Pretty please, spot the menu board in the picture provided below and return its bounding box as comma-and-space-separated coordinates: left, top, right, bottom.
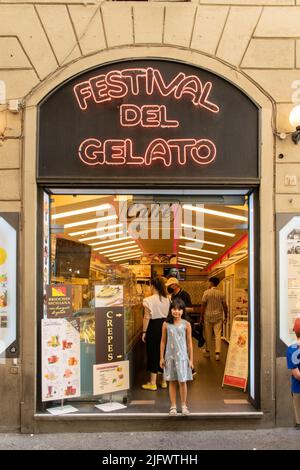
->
42, 318, 81, 401
0, 214, 18, 357
93, 360, 129, 395
222, 318, 248, 391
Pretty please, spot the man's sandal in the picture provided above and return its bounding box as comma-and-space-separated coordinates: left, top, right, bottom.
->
169, 406, 177, 416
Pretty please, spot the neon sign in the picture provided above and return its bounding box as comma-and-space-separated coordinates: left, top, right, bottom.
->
73, 67, 219, 169
73, 68, 219, 113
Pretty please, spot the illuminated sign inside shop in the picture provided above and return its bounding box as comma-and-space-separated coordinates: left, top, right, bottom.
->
38, 60, 259, 180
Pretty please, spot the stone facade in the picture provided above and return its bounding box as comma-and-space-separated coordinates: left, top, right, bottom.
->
0, 0, 299, 432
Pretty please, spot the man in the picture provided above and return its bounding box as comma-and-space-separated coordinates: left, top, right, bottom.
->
165, 277, 193, 317
286, 316, 300, 428
165, 277, 196, 376
200, 276, 228, 361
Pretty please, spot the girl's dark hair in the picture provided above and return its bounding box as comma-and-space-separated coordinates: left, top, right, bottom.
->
151, 276, 167, 301
166, 298, 186, 324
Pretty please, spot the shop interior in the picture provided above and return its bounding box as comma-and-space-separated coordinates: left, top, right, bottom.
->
41, 192, 253, 414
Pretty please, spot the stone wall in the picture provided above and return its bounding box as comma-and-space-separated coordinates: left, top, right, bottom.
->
0, 0, 299, 430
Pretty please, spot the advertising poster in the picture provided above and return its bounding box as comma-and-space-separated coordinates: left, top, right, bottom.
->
42, 318, 81, 402
279, 217, 300, 346
46, 284, 72, 318
223, 319, 248, 391
95, 284, 123, 308
93, 360, 129, 395
0, 214, 18, 357
94, 285, 125, 364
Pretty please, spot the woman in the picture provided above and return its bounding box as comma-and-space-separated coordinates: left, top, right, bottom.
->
141, 277, 170, 390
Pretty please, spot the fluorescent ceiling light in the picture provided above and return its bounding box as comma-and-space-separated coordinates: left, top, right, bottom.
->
178, 257, 207, 266
180, 236, 225, 248
52, 203, 112, 220
178, 259, 205, 269
69, 223, 123, 237
89, 236, 132, 246
96, 242, 137, 254
178, 251, 212, 261
64, 214, 117, 229
182, 223, 235, 238
178, 244, 218, 255
183, 204, 248, 222
109, 253, 142, 261
81, 231, 125, 242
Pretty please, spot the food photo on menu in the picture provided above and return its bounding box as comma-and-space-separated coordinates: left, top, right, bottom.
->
95, 285, 123, 307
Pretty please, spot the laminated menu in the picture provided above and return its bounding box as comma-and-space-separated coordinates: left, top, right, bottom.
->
42, 318, 81, 401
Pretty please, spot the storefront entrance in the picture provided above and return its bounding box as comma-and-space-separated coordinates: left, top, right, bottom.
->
38, 189, 258, 415
34, 57, 263, 421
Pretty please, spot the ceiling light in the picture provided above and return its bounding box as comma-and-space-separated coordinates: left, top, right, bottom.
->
178, 251, 212, 260
68, 223, 123, 237
109, 253, 142, 261
89, 236, 132, 246
178, 244, 218, 255
64, 214, 117, 229
183, 204, 248, 222
180, 236, 225, 247
52, 203, 112, 220
81, 231, 125, 242
96, 242, 137, 254
178, 257, 207, 266
182, 223, 235, 238
177, 260, 205, 270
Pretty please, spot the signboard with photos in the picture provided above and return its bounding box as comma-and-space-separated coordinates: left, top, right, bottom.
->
42, 318, 81, 402
0, 213, 18, 357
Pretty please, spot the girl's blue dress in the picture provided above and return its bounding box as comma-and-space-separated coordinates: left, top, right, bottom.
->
164, 320, 193, 382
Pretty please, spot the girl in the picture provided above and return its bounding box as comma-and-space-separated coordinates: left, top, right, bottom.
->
141, 277, 170, 390
160, 298, 194, 416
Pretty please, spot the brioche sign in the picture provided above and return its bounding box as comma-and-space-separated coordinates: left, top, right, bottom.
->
38, 60, 258, 181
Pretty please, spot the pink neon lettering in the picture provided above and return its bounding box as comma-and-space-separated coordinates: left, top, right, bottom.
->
106, 71, 128, 99
120, 104, 179, 128
121, 69, 147, 95
73, 81, 93, 110
78, 139, 104, 165
89, 74, 110, 104
104, 140, 126, 165
174, 75, 202, 106
150, 69, 185, 97
73, 68, 219, 113
144, 139, 172, 167
191, 140, 216, 165
78, 137, 216, 167
167, 139, 196, 165
198, 82, 219, 114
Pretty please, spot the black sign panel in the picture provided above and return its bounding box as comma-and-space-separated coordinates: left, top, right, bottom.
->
95, 307, 125, 364
38, 60, 258, 182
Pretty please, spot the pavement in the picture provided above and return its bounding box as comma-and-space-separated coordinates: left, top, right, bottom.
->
0, 427, 300, 450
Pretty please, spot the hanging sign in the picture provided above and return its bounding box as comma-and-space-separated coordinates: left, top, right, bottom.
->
94, 285, 125, 364
42, 318, 81, 401
222, 317, 248, 391
38, 60, 258, 182
0, 213, 18, 357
